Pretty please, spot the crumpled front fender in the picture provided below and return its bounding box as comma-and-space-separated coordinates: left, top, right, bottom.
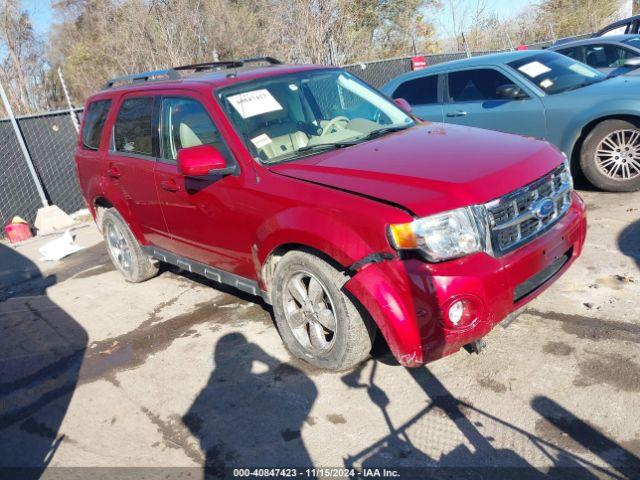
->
344, 261, 424, 366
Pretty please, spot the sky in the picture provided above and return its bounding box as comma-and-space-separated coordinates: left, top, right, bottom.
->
22, 0, 534, 39
432, 0, 534, 39
23, 0, 53, 35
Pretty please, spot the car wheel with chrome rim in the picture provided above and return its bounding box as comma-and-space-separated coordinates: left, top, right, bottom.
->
271, 251, 374, 370
581, 119, 640, 192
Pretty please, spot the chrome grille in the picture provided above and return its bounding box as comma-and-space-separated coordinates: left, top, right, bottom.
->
486, 163, 572, 255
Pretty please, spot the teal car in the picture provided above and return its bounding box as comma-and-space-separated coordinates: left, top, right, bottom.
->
382, 50, 640, 192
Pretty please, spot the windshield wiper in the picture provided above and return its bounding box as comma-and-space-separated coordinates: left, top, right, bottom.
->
296, 141, 358, 153
359, 125, 411, 141
264, 125, 412, 164
563, 78, 605, 92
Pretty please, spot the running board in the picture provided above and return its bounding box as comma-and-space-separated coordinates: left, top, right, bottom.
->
142, 246, 264, 299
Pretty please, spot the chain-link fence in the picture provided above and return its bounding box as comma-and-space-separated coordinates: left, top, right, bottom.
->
0, 108, 85, 228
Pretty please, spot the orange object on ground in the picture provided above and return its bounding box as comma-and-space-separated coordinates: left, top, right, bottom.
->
5, 221, 33, 244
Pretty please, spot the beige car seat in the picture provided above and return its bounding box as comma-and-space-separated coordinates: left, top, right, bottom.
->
243, 90, 309, 160
178, 112, 217, 149
257, 123, 309, 159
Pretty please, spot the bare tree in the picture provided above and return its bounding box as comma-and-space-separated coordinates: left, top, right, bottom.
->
0, 0, 56, 115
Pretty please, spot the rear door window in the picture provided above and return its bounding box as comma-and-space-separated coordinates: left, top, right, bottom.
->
391, 75, 439, 105
448, 68, 516, 102
160, 97, 232, 163
583, 44, 635, 68
113, 97, 155, 156
82, 99, 111, 150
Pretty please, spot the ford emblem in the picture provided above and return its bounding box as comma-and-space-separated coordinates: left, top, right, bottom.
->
530, 198, 555, 220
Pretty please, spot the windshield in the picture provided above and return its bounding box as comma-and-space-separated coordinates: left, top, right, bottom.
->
508, 51, 606, 94
217, 69, 414, 164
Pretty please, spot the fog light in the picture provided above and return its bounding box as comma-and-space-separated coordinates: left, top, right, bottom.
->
443, 296, 482, 329
449, 301, 464, 325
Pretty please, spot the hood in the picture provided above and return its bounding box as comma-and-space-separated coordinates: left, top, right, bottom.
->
268, 123, 563, 217
568, 74, 640, 97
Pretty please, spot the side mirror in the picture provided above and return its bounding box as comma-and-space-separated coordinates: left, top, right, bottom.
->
496, 84, 527, 100
393, 97, 412, 113
623, 57, 640, 68
177, 145, 236, 177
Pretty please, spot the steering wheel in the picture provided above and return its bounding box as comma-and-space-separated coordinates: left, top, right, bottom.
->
321, 116, 350, 137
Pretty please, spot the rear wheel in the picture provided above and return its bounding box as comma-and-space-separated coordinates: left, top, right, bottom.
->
580, 119, 640, 192
102, 209, 158, 283
271, 251, 373, 371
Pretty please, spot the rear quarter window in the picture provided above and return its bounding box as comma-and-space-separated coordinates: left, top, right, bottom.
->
81, 99, 112, 150
392, 75, 438, 105
113, 97, 155, 156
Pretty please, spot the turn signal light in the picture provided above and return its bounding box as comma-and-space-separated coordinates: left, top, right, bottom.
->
388, 222, 417, 249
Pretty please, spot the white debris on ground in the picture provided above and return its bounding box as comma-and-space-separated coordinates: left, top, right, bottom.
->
39, 230, 82, 261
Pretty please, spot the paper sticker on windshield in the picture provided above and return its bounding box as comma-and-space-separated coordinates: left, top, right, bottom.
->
227, 89, 283, 119
568, 62, 599, 77
540, 79, 554, 89
517, 61, 551, 78
250, 133, 272, 149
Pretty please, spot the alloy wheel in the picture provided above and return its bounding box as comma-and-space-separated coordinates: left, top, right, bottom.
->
106, 222, 133, 274
283, 270, 337, 353
594, 129, 640, 181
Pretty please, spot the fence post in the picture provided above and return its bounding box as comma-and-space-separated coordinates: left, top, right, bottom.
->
461, 33, 472, 58
58, 67, 80, 134
0, 79, 49, 208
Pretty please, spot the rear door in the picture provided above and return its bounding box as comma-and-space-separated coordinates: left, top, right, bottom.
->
76, 99, 112, 200
443, 67, 547, 138
389, 73, 443, 122
154, 93, 252, 275
106, 95, 171, 249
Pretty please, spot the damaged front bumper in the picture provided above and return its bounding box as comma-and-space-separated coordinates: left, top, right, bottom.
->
344, 193, 587, 367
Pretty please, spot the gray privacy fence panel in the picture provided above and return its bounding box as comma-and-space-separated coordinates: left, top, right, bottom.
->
344, 57, 412, 88
344, 50, 504, 89
17, 109, 85, 218
0, 108, 84, 228
0, 120, 44, 228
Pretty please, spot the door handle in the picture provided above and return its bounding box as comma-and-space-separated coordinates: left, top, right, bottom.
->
160, 179, 181, 192
446, 110, 468, 118
106, 166, 121, 179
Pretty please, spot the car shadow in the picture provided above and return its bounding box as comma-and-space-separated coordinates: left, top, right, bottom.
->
183, 332, 318, 478
0, 243, 88, 480
618, 218, 640, 270
342, 362, 637, 478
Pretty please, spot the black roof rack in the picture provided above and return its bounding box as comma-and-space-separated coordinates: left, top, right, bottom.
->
102, 69, 181, 89
103, 57, 282, 89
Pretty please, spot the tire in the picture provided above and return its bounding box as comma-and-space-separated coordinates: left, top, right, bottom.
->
102, 209, 159, 283
580, 119, 640, 192
271, 251, 374, 371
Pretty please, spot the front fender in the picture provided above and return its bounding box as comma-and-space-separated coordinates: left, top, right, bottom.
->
558, 101, 640, 156
344, 261, 424, 366
255, 206, 383, 273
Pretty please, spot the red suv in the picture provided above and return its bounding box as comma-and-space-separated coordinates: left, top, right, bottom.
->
76, 57, 587, 370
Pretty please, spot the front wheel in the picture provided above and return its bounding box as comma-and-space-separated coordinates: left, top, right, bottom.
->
271, 251, 374, 371
580, 119, 640, 192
